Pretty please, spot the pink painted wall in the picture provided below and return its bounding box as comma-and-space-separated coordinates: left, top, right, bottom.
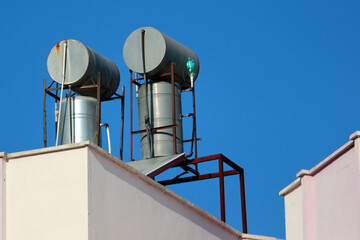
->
306, 140, 360, 239
282, 133, 360, 240
0, 152, 4, 240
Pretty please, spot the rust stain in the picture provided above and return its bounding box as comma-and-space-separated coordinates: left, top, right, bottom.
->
56, 43, 60, 55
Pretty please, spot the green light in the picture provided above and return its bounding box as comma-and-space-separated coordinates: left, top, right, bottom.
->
186, 58, 196, 78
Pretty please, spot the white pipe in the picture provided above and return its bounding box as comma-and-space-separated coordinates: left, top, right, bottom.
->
100, 123, 111, 154
55, 41, 68, 146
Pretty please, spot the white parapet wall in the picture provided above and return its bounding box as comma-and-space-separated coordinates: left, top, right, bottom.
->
280, 131, 360, 240
0, 142, 281, 240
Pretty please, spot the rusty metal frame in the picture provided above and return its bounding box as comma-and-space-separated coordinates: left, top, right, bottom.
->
42, 76, 126, 160
130, 65, 179, 160
129, 62, 199, 161
158, 154, 248, 233
127, 64, 246, 230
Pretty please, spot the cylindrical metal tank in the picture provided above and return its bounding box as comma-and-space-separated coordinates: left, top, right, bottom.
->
123, 27, 200, 89
137, 81, 183, 159
58, 96, 101, 146
47, 39, 120, 99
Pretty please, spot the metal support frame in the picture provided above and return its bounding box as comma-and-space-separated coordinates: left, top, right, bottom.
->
127, 66, 247, 231
129, 63, 199, 161
158, 154, 248, 233
130, 69, 180, 160
42, 76, 125, 160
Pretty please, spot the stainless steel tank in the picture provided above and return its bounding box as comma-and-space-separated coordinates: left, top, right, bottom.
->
123, 27, 200, 89
137, 81, 183, 159
47, 39, 120, 99
58, 96, 100, 145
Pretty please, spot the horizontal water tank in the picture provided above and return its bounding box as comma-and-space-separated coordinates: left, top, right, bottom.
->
58, 96, 101, 146
137, 81, 183, 159
123, 27, 200, 89
47, 39, 120, 99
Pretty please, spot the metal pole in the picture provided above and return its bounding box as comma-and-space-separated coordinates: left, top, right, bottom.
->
120, 86, 125, 160
68, 86, 73, 144
192, 85, 198, 158
219, 155, 226, 222
171, 62, 177, 154
96, 72, 102, 146
55, 82, 58, 137
130, 70, 134, 161
43, 79, 47, 148
55, 41, 68, 146
240, 170, 248, 233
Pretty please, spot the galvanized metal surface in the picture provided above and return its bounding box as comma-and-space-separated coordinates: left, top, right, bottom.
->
123, 27, 200, 89
126, 153, 185, 178
58, 96, 101, 146
47, 39, 120, 99
137, 81, 183, 159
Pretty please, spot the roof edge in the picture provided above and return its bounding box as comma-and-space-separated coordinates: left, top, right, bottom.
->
350, 131, 360, 141
242, 233, 283, 240
5, 142, 92, 160
279, 178, 301, 196
85, 143, 244, 238
296, 139, 354, 178
280, 131, 359, 197
7, 143, 244, 238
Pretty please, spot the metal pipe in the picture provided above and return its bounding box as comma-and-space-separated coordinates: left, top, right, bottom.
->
96, 72, 102, 146
43, 79, 47, 148
219, 155, 226, 222
100, 123, 111, 154
55, 41, 68, 146
181, 165, 199, 176
159, 170, 239, 185
185, 115, 196, 158
55, 82, 58, 137
141, 29, 153, 157
192, 86, 198, 158
130, 71, 134, 161
240, 170, 248, 233
171, 62, 177, 154
68, 86, 73, 144
120, 86, 125, 160
132, 124, 178, 135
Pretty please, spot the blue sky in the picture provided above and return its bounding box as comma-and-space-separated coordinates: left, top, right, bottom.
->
1, 1, 360, 238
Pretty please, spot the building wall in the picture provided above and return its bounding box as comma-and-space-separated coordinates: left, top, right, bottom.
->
4, 147, 89, 240
2, 143, 281, 240
87, 147, 242, 240
283, 184, 303, 240
280, 132, 360, 240
310, 141, 360, 239
1, 143, 248, 240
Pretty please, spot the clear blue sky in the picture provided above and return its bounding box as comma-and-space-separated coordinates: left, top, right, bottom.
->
1, 1, 360, 238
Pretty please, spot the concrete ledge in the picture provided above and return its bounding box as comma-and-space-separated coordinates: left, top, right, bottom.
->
5, 142, 93, 160
296, 140, 354, 178
279, 178, 301, 196
242, 233, 283, 240
280, 131, 359, 196
350, 131, 360, 140
0, 152, 6, 158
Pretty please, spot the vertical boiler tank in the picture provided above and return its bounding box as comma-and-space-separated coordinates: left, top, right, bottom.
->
123, 27, 200, 159
58, 96, 100, 145
137, 81, 183, 159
